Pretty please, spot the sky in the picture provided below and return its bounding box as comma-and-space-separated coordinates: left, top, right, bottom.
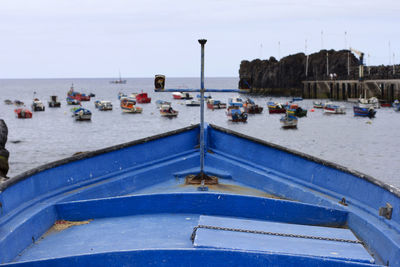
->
0, 0, 399, 78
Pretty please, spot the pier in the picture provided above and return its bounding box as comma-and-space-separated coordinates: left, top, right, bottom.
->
302, 79, 400, 101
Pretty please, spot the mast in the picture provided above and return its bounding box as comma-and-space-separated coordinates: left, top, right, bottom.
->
199, 39, 206, 175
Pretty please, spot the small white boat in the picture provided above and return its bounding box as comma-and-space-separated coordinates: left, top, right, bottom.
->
160, 104, 178, 117
358, 97, 380, 109
172, 92, 193, 100
74, 108, 92, 121
323, 103, 346, 114
98, 101, 113, 111
32, 98, 45, 111
280, 114, 298, 129
156, 100, 171, 108
185, 100, 200, 106
228, 97, 243, 107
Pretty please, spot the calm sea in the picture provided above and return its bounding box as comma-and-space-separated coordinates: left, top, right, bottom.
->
0, 77, 399, 189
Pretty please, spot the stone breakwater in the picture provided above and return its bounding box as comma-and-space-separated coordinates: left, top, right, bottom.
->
239, 49, 400, 95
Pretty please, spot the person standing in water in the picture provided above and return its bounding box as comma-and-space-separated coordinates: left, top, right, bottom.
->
0, 119, 9, 180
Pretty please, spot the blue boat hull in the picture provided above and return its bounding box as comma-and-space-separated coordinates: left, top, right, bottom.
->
0, 124, 399, 266
353, 106, 376, 118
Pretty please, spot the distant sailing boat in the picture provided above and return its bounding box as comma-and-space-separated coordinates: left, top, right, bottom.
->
110, 71, 127, 84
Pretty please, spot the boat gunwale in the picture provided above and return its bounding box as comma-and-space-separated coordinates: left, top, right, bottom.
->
0, 124, 199, 192
1, 123, 399, 199
209, 124, 400, 198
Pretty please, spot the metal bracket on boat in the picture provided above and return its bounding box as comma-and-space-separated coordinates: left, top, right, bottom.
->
379, 203, 393, 220
339, 197, 348, 206
185, 172, 218, 185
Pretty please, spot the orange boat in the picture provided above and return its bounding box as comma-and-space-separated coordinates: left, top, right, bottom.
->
120, 99, 142, 113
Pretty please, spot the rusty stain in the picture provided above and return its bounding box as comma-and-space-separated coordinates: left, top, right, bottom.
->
180, 182, 282, 199
53, 219, 93, 231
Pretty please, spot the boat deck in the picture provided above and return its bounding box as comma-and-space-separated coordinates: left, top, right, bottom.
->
9, 176, 374, 265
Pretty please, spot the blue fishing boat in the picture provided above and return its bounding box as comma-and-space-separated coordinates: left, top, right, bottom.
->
73, 107, 92, 121
353, 105, 376, 118
1, 39, 399, 267
280, 113, 298, 128
66, 97, 80, 105
0, 123, 399, 266
228, 97, 243, 107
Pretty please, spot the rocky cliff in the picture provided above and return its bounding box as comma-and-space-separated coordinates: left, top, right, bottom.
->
239, 49, 400, 95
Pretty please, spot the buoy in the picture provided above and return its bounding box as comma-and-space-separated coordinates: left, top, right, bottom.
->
310, 109, 315, 112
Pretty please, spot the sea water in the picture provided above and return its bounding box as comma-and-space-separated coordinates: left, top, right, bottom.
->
0, 77, 399, 189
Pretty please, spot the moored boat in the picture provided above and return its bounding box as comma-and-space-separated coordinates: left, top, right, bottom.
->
353, 105, 376, 118
285, 103, 307, 117
120, 99, 142, 113
98, 101, 113, 111
160, 104, 178, 117
13, 100, 24, 106
196, 94, 212, 101
67, 84, 91, 102
313, 101, 324, 109
172, 92, 193, 100
393, 99, 400, 112
323, 103, 346, 114
358, 97, 380, 109
228, 97, 243, 107
136, 92, 152, 104
292, 97, 303, 101
207, 99, 226, 110
118, 92, 128, 100
110, 72, 127, 84
14, 108, 32, 119
73, 108, 92, 121
66, 97, 80, 105
155, 100, 171, 108
185, 100, 201, 106
31, 98, 45, 111
280, 113, 298, 128
94, 100, 101, 108
267, 102, 286, 114
243, 98, 263, 114
48, 96, 61, 108
4, 99, 13, 105
226, 106, 247, 122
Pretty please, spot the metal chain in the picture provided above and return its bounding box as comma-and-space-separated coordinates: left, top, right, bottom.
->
191, 224, 363, 244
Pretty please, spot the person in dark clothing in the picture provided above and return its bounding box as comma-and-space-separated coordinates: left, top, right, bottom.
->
0, 119, 9, 179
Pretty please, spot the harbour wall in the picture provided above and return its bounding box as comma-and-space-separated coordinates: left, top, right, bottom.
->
239, 49, 400, 100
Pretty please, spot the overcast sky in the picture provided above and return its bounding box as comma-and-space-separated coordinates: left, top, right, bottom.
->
0, 0, 399, 78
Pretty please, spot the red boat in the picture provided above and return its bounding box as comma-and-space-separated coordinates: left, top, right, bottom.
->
136, 92, 151, 103
14, 108, 32, 119
67, 84, 91, 102
267, 102, 286, 114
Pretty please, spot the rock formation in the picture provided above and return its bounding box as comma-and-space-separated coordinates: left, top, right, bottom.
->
239, 49, 400, 95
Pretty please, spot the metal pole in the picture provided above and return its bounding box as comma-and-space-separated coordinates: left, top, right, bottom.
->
326, 52, 329, 76
198, 39, 206, 175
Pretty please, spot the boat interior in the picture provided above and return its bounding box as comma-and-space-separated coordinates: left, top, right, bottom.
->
0, 124, 399, 266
